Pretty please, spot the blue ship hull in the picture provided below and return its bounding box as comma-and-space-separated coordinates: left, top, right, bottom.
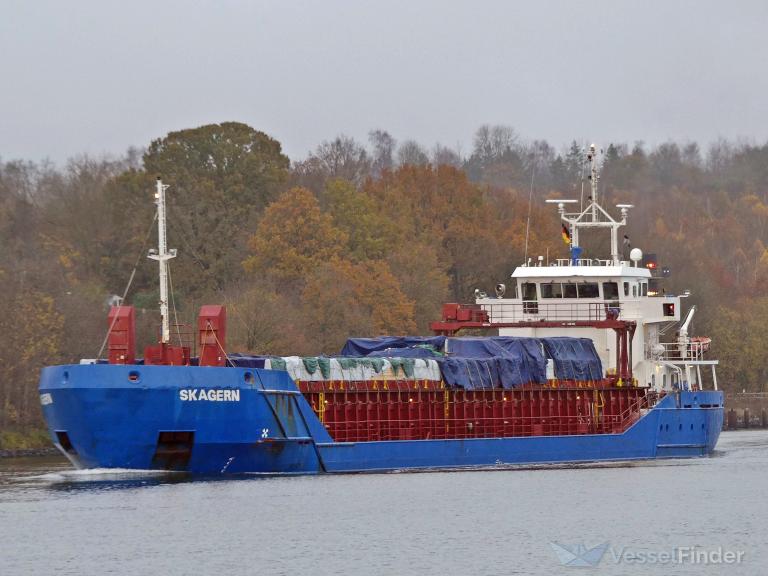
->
39, 364, 724, 474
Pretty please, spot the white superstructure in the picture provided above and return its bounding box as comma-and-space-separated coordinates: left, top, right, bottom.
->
477, 145, 717, 393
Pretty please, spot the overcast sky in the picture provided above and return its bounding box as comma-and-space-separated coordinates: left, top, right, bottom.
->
2, 0, 767, 164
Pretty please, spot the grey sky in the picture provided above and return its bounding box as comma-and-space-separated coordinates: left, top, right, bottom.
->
2, 0, 767, 164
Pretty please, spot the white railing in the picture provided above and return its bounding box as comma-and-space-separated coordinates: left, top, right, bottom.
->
480, 300, 622, 323
553, 258, 620, 267
647, 341, 709, 362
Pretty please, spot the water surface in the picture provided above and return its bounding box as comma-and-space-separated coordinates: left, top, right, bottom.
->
1, 430, 766, 575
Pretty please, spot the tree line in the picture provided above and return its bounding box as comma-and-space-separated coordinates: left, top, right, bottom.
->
2, 121, 768, 430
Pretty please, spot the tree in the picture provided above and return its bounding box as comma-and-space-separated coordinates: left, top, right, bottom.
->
0, 283, 63, 428
299, 261, 372, 353
369, 129, 396, 177
471, 124, 518, 164
290, 156, 328, 195
39, 156, 137, 289
0, 160, 43, 268
466, 125, 524, 185
397, 140, 429, 166
711, 299, 768, 392
140, 122, 290, 293
300, 259, 416, 353
225, 279, 311, 356
243, 187, 348, 285
565, 140, 585, 180
387, 243, 450, 331
308, 135, 370, 185
144, 122, 288, 207
323, 178, 397, 261
363, 165, 505, 299
353, 260, 416, 335
602, 141, 649, 192
650, 142, 684, 187
706, 138, 735, 187
432, 143, 462, 168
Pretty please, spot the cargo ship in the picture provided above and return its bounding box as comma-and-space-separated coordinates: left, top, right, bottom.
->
39, 145, 723, 474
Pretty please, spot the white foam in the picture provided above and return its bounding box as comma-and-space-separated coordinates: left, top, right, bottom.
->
26, 468, 182, 482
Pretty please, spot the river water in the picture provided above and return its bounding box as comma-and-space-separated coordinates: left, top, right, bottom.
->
1, 430, 766, 576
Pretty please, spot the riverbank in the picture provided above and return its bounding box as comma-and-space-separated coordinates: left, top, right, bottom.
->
0, 429, 56, 458
723, 392, 768, 430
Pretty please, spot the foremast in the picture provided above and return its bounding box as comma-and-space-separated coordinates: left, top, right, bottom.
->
147, 177, 177, 343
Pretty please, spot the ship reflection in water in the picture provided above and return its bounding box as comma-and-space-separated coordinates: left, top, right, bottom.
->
2, 429, 766, 575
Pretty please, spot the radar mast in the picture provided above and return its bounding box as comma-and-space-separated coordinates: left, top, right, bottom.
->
545, 144, 633, 265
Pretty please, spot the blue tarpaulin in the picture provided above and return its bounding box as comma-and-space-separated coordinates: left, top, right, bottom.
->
436, 358, 519, 389
339, 335, 602, 389
226, 353, 268, 369
367, 346, 441, 359
540, 337, 603, 381
439, 337, 548, 389
341, 336, 447, 357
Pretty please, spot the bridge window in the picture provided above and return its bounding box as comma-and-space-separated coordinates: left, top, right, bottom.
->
541, 283, 563, 298
603, 281, 619, 300
563, 283, 578, 298
641, 283, 648, 296
522, 283, 538, 300
577, 283, 599, 298
623, 282, 629, 296
632, 285, 637, 297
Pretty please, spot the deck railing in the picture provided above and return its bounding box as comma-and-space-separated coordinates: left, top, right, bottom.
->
647, 341, 709, 362
554, 258, 619, 267
479, 300, 622, 323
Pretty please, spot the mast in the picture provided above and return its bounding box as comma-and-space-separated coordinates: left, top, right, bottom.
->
147, 177, 177, 343
588, 143, 599, 221
545, 144, 632, 265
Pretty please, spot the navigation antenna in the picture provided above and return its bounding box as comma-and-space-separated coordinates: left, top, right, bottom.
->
523, 165, 535, 263
546, 144, 633, 265
147, 177, 177, 344
579, 141, 586, 212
